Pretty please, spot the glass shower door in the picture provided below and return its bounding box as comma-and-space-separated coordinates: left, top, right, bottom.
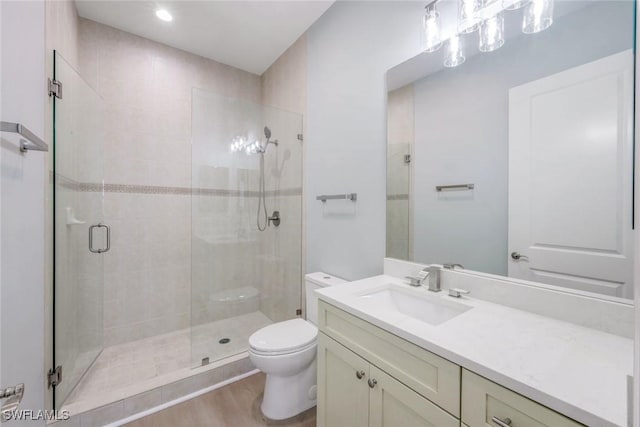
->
53, 52, 105, 408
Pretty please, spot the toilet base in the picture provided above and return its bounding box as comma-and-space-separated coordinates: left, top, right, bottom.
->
260, 358, 317, 420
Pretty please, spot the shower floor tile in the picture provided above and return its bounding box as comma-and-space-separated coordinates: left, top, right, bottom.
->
65, 311, 272, 410
191, 311, 272, 367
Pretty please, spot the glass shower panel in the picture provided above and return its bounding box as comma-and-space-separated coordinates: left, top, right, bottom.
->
386, 143, 412, 260
53, 52, 105, 408
190, 89, 303, 368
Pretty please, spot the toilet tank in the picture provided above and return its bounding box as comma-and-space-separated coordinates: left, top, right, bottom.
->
305, 272, 347, 325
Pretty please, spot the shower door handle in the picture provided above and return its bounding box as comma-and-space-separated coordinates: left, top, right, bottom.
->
89, 224, 111, 254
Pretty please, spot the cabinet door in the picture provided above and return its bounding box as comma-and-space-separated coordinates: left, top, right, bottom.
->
369, 366, 459, 427
317, 333, 370, 427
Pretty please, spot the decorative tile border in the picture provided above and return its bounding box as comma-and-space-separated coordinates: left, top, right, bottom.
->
387, 194, 409, 201
55, 174, 301, 197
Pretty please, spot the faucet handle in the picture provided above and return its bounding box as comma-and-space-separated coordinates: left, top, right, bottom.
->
405, 276, 422, 287
448, 288, 470, 298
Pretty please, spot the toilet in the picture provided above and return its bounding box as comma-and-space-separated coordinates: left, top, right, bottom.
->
248, 272, 347, 420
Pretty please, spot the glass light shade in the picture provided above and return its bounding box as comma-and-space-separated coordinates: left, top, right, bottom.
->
479, 13, 505, 52
458, 0, 481, 33
503, 0, 529, 10
444, 35, 465, 67
423, 5, 442, 52
523, 0, 554, 33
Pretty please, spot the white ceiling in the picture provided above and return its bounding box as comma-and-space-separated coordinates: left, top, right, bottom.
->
75, 0, 334, 75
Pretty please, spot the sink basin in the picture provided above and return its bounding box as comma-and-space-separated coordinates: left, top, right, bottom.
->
357, 285, 472, 326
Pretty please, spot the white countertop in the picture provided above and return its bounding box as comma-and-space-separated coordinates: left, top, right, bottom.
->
315, 275, 633, 427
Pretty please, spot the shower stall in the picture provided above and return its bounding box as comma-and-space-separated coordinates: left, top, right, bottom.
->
52, 51, 303, 412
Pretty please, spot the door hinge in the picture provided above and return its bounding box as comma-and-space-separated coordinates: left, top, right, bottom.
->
297, 134, 303, 142
48, 79, 62, 99
296, 308, 302, 316
47, 366, 62, 389
404, 154, 411, 164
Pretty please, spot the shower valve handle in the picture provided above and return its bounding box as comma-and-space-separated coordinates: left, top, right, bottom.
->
268, 211, 280, 227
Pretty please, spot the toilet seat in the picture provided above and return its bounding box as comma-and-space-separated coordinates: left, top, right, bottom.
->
249, 318, 317, 356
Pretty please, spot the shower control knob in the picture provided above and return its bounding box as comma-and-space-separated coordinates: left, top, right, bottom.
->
268, 211, 280, 227
356, 370, 365, 380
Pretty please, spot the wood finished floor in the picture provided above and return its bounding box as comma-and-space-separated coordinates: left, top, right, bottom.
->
125, 373, 316, 427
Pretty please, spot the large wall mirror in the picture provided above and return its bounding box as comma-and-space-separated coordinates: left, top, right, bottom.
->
386, 0, 635, 300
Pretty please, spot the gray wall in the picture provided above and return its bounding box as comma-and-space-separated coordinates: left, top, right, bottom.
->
1, 0, 47, 422
305, 1, 424, 280
411, 1, 634, 275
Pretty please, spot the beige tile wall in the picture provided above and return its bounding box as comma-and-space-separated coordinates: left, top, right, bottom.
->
189, 89, 265, 333
260, 35, 307, 319
78, 18, 263, 346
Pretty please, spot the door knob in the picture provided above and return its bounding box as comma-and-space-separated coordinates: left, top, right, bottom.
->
511, 251, 528, 261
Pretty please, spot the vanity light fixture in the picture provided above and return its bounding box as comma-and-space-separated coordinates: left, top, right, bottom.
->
479, 12, 505, 52
423, 2, 443, 52
522, 0, 554, 33
421, 0, 553, 68
444, 34, 466, 67
155, 9, 173, 22
503, 0, 529, 10
230, 135, 263, 155
458, 0, 481, 33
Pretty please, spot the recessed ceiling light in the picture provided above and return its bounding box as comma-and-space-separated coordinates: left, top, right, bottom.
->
155, 9, 173, 22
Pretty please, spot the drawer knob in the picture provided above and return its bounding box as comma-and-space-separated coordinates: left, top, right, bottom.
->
368, 379, 377, 389
356, 370, 365, 380
491, 416, 512, 427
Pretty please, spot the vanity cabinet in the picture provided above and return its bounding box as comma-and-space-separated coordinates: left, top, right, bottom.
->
318, 300, 460, 416
317, 333, 459, 427
317, 301, 586, 427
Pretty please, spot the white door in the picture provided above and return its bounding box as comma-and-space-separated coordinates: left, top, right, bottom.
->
508, 50, 634, 298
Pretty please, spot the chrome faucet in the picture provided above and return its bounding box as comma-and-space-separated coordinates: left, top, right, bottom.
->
426, 265, 441, 292
405, 265, 442, 292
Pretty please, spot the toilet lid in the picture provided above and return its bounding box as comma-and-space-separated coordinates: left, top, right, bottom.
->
249, 319, 317, 355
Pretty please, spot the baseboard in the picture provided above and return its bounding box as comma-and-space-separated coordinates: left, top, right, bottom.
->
105, 369, 261, 427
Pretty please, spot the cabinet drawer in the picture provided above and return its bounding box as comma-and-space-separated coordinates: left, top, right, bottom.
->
462, 370, 584, 427
319, 301, 461, 417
